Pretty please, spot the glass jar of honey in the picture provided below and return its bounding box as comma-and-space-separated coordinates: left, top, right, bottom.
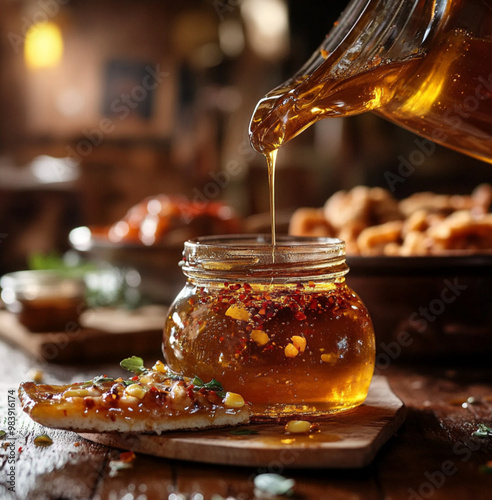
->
163, 235, 375, 416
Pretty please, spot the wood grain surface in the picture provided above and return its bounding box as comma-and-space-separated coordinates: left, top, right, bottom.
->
80, 376, 406, 469
2, 340, 492, 499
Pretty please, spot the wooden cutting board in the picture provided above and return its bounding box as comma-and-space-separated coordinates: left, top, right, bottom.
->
81, 375, 406, 468
0, 306, 166, 363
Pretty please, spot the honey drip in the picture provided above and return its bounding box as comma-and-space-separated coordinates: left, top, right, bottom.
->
266, 150, 277, 249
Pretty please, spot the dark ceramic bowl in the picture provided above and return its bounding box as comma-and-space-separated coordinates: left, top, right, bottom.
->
346, 253, 492, 361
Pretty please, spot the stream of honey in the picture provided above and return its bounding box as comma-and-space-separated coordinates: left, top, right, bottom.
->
265, 150, 277, 247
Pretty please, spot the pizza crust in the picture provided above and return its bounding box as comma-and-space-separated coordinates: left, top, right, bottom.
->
19, 366, 250, 434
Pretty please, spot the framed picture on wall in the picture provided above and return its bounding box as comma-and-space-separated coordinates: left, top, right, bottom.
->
102, 59, 155, 120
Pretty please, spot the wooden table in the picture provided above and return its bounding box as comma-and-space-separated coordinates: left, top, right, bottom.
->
1, 340, 492, 500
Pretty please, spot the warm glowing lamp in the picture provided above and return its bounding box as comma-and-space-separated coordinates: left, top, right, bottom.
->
24, 22, 63, 69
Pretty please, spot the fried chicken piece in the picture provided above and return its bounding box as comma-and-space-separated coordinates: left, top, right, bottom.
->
289, 208, 334, 237
324, 186, 402, 235
357, 221, 403, 256
426, 211, 492, 252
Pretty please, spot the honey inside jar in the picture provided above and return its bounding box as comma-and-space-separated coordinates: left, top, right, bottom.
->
163, 235, 375, 416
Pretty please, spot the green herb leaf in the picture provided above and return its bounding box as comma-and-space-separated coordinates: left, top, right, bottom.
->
28, 252, 96, 278
93, 376, 115, 385
108, 460, 133, 477
81, 376, 114, 388
473, 423, 492, 438
34, 434, 53, 447
0, 430, 6, 438
254, 473, 295, 497
120, 356, 146, 374
229, 428, 259, 435
192, 376, 225, 397
479, 462, 492, 474
204, 379, 225, 394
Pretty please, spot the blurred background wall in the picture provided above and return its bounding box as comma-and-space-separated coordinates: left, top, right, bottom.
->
0, 0, 490, 272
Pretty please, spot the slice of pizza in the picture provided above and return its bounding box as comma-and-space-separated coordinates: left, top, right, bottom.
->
19, 357, 250, 434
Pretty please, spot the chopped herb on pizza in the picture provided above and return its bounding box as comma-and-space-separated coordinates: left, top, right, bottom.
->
19, 357, 250, 433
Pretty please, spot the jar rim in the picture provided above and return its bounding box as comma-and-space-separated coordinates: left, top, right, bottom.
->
182, 234, 348, 282
185, 234, 345, 251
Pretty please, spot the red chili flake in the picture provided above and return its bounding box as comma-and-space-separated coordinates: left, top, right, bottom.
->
292, 295, 303, 304
295, 311, 307, 321
224, 282, 229, 287
229, 298, 237, 305
229, 284, 241, 291
131, 376, 139, 381
310, 299, 318, 310
219, 336, 224, 342
18, 447, 23, 452
259, 308, 266, 315
296, 282, 304, 289
199, 287, 205, 294
186, 385, 195, 400
119, 451, 136, 463
238, 293, 246, 301
266, 312, 273, 319
150, 386, 158, 392
308, 281, 316, 287
246, 325, 252, 332
74, 442, 81, 447
243, 283, 252, 292
188, 297, 196, 305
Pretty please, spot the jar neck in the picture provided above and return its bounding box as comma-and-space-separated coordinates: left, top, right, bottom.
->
296, 0, 448, 81
181, 235, 348, 285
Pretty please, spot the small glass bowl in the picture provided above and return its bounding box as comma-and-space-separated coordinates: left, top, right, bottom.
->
0, 270, 86, 332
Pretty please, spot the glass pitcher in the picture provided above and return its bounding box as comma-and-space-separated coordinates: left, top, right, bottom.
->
249, 0, 492, 163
